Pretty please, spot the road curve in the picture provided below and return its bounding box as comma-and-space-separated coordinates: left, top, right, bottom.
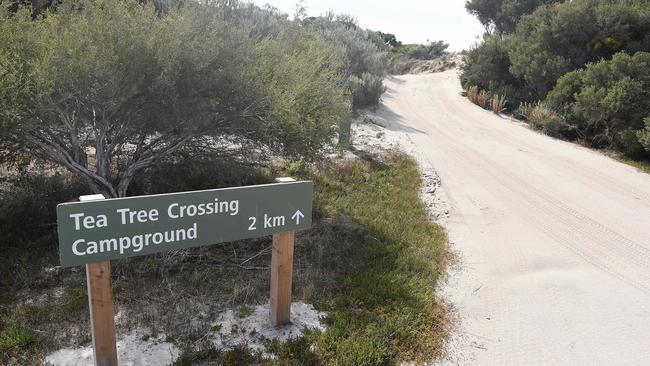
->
377, 70, 650, 365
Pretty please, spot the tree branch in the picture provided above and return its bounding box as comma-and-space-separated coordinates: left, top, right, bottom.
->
26, 132, 118, 197
116, 134, 194, 197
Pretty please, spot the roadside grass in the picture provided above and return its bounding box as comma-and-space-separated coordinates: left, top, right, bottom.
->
304, 153, 449, 364
0, 152, 449, 365
0, 321, 53, 365
613, 155, 650, 175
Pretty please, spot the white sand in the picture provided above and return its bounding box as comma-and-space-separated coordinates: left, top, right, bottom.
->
45, 302, 325, 365
211, 302, 326, 356
45, 332, 179, 366
362, 71, 650, 365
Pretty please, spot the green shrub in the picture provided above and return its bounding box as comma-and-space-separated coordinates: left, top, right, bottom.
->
0, 0, 351, 198
307, 14, 389, 78
638, 117, 650, 152
460, 36, 534, 109
0, 173, 87, 292
528, 105, 571, 137
466, 0, 563, 35
0, 173, 86, 231
348, 73, 387, 108
545, 52, 650, 156
463, 0, 650, 123
406, 40, 449, 60
306, 13, 389, 109
507, 0, 650, 96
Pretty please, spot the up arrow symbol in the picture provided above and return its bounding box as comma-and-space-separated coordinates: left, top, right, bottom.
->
292, 210, 304, 225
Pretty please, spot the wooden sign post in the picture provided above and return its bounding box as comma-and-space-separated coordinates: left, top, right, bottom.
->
270, 177, 297, 326
86, 260, 118, 366
58, 181, 313, 364
80, 195, 118, 366
270, 230, 294, 325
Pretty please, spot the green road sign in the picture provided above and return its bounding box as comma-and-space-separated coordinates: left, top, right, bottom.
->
56, 181, 313, 267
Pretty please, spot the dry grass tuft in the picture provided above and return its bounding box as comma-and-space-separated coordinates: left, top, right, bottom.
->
476, 90, 490, 109
491, 94, 507, 114
466, 85, 479, 104
517, 101, 539, 120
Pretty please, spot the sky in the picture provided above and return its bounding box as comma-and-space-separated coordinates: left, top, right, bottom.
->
249, 0, 484, 51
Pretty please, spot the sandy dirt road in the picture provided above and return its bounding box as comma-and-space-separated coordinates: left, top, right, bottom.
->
374, 70, 650, 365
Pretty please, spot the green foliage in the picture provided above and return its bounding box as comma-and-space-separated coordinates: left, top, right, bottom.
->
638, 117, 650, 152
0, 324, 35, 352
465, 0, 562, 34
407, 40, 449, 60
460, 36, 533, 108
348, 73, 387, 108
253, 26, 350, 157
463, 0, 650, 158
0, 0, 349, 197
306, 13, 389, 108
545, 52, 650, 155
507, 0, 650, 95
307, 13, 389, 77
236, 306, 253, 319
375, 31, 402, 48
0, 0, 240, 136
0, 172, 86, 292
527, 104, 571, 137
396, 43, 419, 54
464, 0, 650, 102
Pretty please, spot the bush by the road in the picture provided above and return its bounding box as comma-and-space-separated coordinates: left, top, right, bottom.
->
545, 52, 650, 156
460, 36, 532, 109
465, 0, 563, 35
406, 40, 449, 60
348, 73, 387, 108
507, 0, 650, 97
527, 104, 572, 138
0, 0, 349, 198
463, 0, 650, 104
306, 13, 390, 109
461, 0, 650, 158
639, 117, 650, 152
